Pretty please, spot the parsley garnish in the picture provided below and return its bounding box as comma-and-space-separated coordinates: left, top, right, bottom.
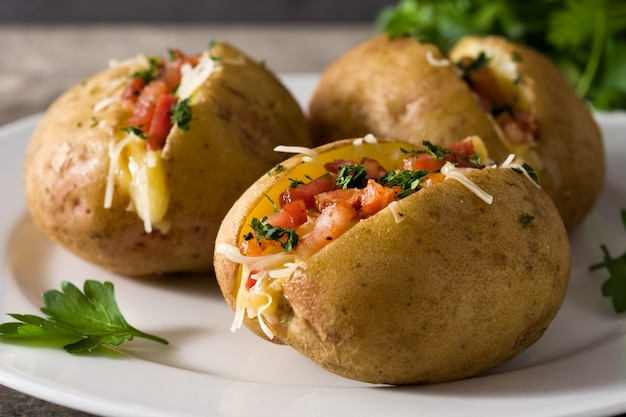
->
590, 209, 626, 313
456, 51, 491, 72
120, 126, 146, 138
130, 57, 160, 83
268, 164, 284, 176
0, 280, 168, 353
512, 162, 539, 182
208, 39, 222, 61
520, 213, 535, 228
288, 178, 305, 188
171, 98, 192, 131
336, 165, 368, 189
422, 140, 453, 159
379, 169, 429, 198
250, 217, 299, 253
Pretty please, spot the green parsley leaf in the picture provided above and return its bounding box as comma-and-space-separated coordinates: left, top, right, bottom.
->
0, 281, 168, 353
288, 178, 305, 188
590, 209, 626, 313
171, 98, 192, 131
120, 126, 146, 138
520, 213, 535, 228
336, 165, 368, 189
250, 217, 299, 253
422, 140, 454, 159
130, 57, 161, 84
268, 164, 284, 176
379, 169, 429, 198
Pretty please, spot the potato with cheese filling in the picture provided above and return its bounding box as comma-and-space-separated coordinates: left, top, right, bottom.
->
308, 34, 604, 231
24, 41, 312, 276
214, 135, 571, 384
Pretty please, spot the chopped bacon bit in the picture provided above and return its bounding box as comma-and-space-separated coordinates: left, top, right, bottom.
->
324, 159, 357, 174
129, 79, 168, 131
146, 94, 177, 150
280, 173, 336, 209
361, 157, 388, 180
359, 179, 397, 218
121, 77, 146, 112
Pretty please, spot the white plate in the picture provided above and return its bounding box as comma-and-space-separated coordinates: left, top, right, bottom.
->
1, 74, 626, 417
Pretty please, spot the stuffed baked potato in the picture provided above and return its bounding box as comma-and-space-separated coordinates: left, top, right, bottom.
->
308, 34, 604, 230
24, 41, 312, 276
214, 135, 571, 384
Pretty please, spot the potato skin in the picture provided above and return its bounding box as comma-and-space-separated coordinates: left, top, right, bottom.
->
449, 36, 605, 232
309, 34, 604, 230
214, 139, 571, 384
24, 42, 312, 276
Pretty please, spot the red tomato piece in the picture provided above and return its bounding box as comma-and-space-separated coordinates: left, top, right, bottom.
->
265, 199, 308, 229
280, 173, 336, 209
120, 77, 146, 113
147, 94, 177, 150
129, 79, 168, 131
315, 188, 362, 212
359, 179, 397, 218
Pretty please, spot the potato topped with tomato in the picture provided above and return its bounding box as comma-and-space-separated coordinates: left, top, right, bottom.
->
214, 135, 571, 384
24, 40, 312, 276
309, 34, 604, 231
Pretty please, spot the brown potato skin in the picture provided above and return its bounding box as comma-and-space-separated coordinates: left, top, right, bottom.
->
309, 34, 604, 230
449, 35, 605, 232
214, 139, 571, 384
23, 42, 312, 276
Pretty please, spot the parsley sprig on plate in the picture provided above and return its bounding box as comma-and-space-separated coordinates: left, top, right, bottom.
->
0, 280, 168, 353
590, 209, 626, 313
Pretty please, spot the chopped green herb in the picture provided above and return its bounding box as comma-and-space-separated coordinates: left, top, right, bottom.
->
76, 122, 82, 128
422, 140, 454, 159
379, 169, 429, 198
590, 209, 626, 313
121, 126, 146, 138
130, 57, 160, 83
208, 39, 222, 61
512, 162, 539, 182
262, 193, 279, 214
288, 178, 305, 188
171, 98, 192, 131
250, 217, 299, 253
511, 51, 523, 62
456, 51, 491, 72
268, 164, 284, 176
467, 153, 482, 167
0, 280, 168, 353
520, 213, 535, 227
336, 165, 368, 189
90, 116, 98, 127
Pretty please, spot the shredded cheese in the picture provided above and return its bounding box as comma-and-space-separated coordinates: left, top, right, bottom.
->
93, 96, 118, 113
425, 50, 451, 67
441, 161, 494, 204
499, 154, 541, 188
177, 51, 217, 100
273, 145, 319, 160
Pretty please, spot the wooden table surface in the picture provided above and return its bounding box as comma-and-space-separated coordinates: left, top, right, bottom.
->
0, 23, 370, 417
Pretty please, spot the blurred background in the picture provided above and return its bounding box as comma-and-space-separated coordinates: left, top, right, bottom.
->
0, 0, 397, 126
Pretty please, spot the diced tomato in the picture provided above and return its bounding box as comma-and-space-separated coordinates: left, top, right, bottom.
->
129, 79, 168, 130
120, 77, 146, 112
315, 188, 362, 211
419, 172, 445, 188
359, 179, 397, 218
240, 235, 279, 257
245, 272, 258, 290
280, 173, 336, 209
265, 199, 308, 229
146, 94, 177, 150
402, 153, 447, 173
298, 202, 358, 256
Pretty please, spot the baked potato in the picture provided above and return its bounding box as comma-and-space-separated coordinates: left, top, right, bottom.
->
214, 135, 571, 384
308, 34, 604, 230
23, 41, 312, 276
